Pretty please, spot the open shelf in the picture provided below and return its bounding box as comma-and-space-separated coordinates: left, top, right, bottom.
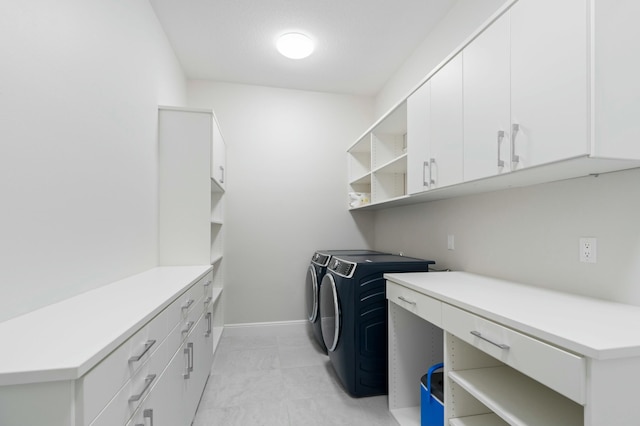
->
211, 177, 225, 193
449, 413, 509, 426
449, 367, 583, 426
389, 407, 420, 426
373, 153, 407, 174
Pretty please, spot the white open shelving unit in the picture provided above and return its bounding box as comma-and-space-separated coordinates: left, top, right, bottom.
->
347, 101, 408, 207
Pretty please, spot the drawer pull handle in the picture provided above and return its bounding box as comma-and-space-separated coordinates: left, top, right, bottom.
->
183, 342, 194, 379
497, 130, 505, 167
144, 408, 154, 426
204, 280, 212, 287
182, 298, 194, 310
511, 123, 520, 164
128, 374, 156, 402
422, 161, 430, 188
135, 408, 154, 426
182, 320, 194, 334
398, 296, 416, 306
205, 312, 212, 337
429, 158, 436, 186
128, 340, 156, 362
470, 331, 510, 350
204, 296, 213, 305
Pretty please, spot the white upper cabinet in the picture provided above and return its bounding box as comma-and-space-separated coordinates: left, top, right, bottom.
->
509, 0, 589, 169
406, 81, 430, 195
158, 106, 226, 266
429, 53, 464, 189
593, 0, 640, 160
407, 54, 463, 195
463, 13, 511, 182
348, 0, 640, 210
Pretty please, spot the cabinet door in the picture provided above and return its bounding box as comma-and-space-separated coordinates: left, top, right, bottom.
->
212, 118, 226, 188
183, 311, 213, 423
510, 0, 589, 169
429, 53, 464, 188
463, 13, 511, 181
406, 81, 431, 195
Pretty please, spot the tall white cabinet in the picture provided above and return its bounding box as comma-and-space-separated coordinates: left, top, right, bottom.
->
158, 106, 226, 336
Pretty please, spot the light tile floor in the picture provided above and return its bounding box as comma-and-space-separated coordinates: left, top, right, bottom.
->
192, 323, 400, 426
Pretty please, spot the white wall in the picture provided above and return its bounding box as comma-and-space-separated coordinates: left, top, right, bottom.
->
373, 0, 640, 306
0, 1, 186, 322
188, 81, 375, 324
375, 169, 640, 304
375, 0, 507, 116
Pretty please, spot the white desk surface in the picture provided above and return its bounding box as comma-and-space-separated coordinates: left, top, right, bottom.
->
385, 271, 640, 360
0, 265, 212, 386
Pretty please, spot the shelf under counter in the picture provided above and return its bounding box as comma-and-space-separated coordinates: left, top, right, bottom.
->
449, 413, 508, 426
449, 367, 582, 426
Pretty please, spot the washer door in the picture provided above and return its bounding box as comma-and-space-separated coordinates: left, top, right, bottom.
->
320, 274, 340, 352
305, 265, 318, 322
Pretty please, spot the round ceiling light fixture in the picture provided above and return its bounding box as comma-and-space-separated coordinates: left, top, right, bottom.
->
276, 32, 314, 59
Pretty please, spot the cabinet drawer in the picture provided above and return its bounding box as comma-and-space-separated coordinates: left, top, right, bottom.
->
442, 304, 586, 404
166, 275, 208, 332
90, 338, 169, 426
386, 281, 442, 327
79, 306, 169, 424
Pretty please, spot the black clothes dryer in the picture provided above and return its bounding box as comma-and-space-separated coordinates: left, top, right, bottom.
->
306, 250, 388, 353
319, 254, 435, 397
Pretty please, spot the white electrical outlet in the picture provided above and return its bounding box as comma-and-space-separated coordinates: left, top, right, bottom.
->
579, 238, 597, 263
447, 235, 455, 251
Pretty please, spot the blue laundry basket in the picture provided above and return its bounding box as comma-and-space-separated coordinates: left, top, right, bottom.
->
420, 363, 444, 426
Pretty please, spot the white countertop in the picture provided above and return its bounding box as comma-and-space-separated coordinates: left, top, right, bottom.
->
385, 271, 640, 360
0, 266, 212, 386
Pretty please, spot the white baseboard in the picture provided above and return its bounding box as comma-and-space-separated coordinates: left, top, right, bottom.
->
223, 319, 308, 337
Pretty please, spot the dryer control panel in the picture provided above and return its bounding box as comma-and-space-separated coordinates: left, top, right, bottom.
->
329, 258, 356, 278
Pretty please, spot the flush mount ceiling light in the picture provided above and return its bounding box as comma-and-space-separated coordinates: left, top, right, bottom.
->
276, 32, 314, 59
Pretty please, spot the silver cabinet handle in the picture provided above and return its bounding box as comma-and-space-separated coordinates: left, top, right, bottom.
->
129, 340, 156, 363
422, 161, 430, 188
128, 374, 156, 402
204, 296, 212, 305
205, 312, 212, 337
181, 298, 194, 311
144, 408, 154, 426
135, 408, 154, 426
220, 165, 225, 183
511, 123, 520, 164
182, 320, 194, 334
429, 158, 436, 186
204, 279, 212, 287
397, 296, 416, 306
183, 342, 194, 378
497, 130, 505, 167
470, 331, 510, 350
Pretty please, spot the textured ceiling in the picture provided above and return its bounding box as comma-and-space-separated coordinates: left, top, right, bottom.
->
149, 0, 457, 95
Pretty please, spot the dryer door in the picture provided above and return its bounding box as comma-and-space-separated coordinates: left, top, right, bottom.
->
305, 265, 318, 322
320, 274, 340, 352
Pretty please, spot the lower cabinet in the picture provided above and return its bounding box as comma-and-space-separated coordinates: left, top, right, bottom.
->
125, 302, 215, 426
386, 272, 640, 426
0, 267, 219, 426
